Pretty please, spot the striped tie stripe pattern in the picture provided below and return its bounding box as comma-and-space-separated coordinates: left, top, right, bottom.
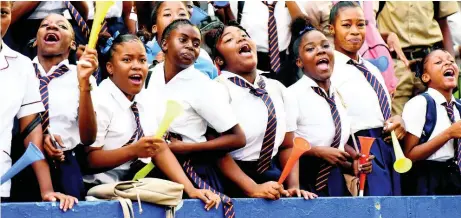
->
311, 87, 342, 191
442, 102, 461, 172
127, 102, 144, 144
348, 60, 391, 121
228, 76, 277, 174
33, 63, 69, 134
182, 159, 235, 218
263, 1, 281, 73
64, 1, 90, 39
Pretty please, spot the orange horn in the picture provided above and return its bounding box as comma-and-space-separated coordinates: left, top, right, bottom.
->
278, 137, 311, 184
358, 136, 375, 197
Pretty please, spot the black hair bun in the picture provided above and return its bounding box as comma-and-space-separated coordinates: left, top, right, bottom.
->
290, 16, 315, 38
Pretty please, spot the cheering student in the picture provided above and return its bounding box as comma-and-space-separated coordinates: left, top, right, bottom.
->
31, 13, 97, 200
0, 1, 77, 211
83, 33, 222, 210
329, 1, 404, 196
204, 21, 317, 200
402, 49, 461, 195
288, 17, 373, 196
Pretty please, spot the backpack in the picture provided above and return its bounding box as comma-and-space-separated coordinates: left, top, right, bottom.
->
419, 92, 461, 144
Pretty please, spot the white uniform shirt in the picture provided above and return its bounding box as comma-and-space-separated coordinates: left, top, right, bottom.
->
32, 58, 97, 151
83, 79, 153, 185
0, 44, 44, 197
288, 75, 350, 151
331, 51, 392, 133
29, 1, 68, 20
216, 71, 296, 161
230, 1, 307, 53
86, 1, 124, 20
142, 62, 238, 143
402, 88, 459, 162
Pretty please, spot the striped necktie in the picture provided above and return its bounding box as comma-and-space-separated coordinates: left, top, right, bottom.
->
127, 102, 145, 144
348, 60, 391, 121
442, 102, 461, 172
182, 159, 235, 218
262, 1, 281, 73
64, 1, 90, 39
311, 87, 342, 192
163, 132, 235, 218
228, 76, 277, 174
33, 63, 69, 134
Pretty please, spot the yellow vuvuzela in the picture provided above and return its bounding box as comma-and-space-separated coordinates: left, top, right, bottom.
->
391, 131, 412, 173
88, 1, 114, 49
133, 100, 183, 180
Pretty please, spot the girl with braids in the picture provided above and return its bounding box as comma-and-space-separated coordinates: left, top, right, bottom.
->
83, 33, 221, 211
287, 17, 373, 197
402, 49, 461, 195
204, 20, 317, 200
329, 1, 404, 196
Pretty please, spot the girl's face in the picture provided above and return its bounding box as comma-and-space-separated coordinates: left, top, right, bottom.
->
107, 40, 148, 100
296, 30, 334, 82
331, 6, 366, 57
162, 24, 201, 69
153, 2, 189, 41
0, 1, 11, 38
216, 26, 257, 74
422, 50, 459, 91
36, 14, 75, 57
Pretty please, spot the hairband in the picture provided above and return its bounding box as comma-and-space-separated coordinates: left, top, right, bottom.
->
299, 25, 315, 36
101, 31, 121, 54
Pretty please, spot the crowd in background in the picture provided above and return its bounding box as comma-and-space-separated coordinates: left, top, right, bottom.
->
1, 1, 461, 214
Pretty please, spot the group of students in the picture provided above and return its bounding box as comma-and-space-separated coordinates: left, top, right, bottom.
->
1, 0, 461, 214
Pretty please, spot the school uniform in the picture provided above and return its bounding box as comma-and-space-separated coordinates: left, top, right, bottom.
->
0, 44, 45, 199
288, 75, 351, 196
215, 70, 296, 196
229, 1, 306, 78
85, 1, 130, 35
32, 58, 97, 200
4, 1, 88, 58
402, 88, 461, 195
142, 62, 238, 193
331, 50, 401, 196
83, 79, 154, 186
377, 1, 459, 115
145, 38, 218, 79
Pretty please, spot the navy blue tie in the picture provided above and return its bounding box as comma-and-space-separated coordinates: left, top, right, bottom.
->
33, 63, 69, 133
228, 76, 277, 173
311, 87, 342, 191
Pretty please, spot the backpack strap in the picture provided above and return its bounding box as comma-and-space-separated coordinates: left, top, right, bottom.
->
419, 93, 437, 144
454, 99, 461, 118
237, 1, 245, 24
145, 60, 159, 89
376, 1, 386, 18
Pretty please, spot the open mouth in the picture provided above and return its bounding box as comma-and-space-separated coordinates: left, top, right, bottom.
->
44, 33, 60, 43
444, 69, 455, 78
128, 74, 143, 85
238, 43, 252, 56
316, 58, 330, 71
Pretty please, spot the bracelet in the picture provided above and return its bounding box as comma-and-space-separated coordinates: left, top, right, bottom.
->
79, 83, 93, 92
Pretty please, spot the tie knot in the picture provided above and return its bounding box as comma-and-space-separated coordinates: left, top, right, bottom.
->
264, 1, 277, 9
257, 78, 266, 89
443, 101, 454, 108
131, 102, 139, 112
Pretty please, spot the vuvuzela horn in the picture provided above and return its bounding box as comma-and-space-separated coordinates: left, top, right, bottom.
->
1, 142, 44, 185
133, 100, 183, 180
278, 137, 311, 184
391, 131, 412, 173
88, 1, 114, 49
358, 136, 374, 197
